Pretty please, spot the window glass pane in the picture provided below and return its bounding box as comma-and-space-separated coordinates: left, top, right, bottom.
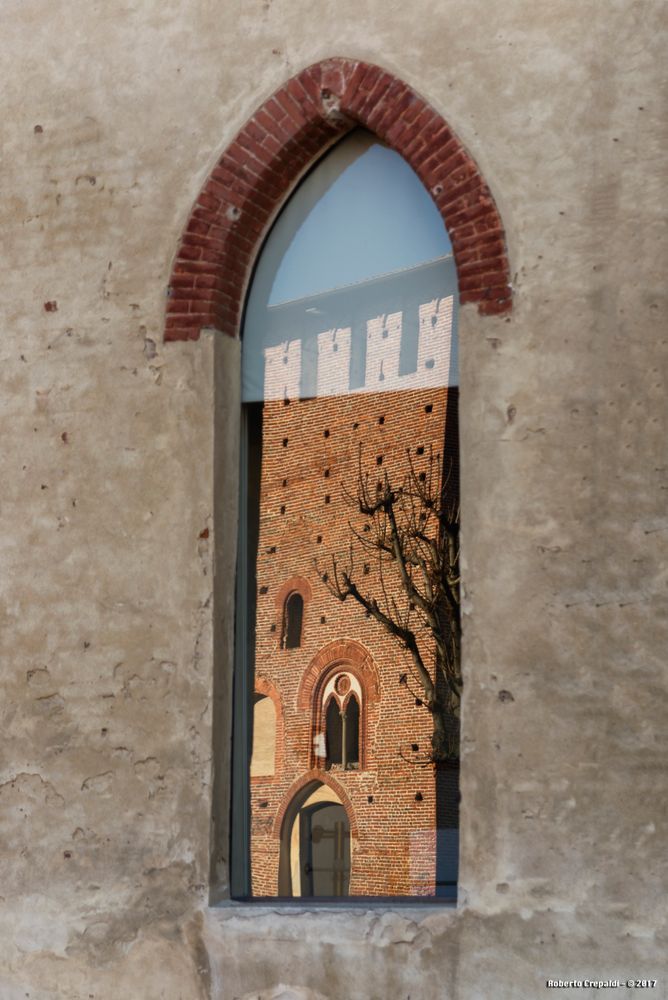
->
242, 129, 458, 403
238, 128, 460, 899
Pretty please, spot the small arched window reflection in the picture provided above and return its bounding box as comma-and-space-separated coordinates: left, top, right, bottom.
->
345, 695, 360, 766
325, 697, 342, 768
282, 592, 304, 649
325, 689, 360, 770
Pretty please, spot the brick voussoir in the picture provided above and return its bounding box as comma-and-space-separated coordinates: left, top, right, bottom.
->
165, 57, 511, 341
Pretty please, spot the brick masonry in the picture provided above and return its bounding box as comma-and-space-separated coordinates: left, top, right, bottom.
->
250, 386, 459, 897
164, 57, 512, 344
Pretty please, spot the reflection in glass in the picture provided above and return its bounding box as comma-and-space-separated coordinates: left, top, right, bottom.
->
325, 698, 343, 768
250, 694, 276, 778
344, 695, 360, 768
282, 592, 303, 649
237, 129, 460, 899
242, 129, 458, 403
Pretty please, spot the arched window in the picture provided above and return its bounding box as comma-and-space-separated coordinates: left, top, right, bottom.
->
238, 125, 459, 899
167, 59, 514, 904
320, 671, 363, 771
344, 694, 360, 767
281, 592, 303, 649
325, 697, 342, 767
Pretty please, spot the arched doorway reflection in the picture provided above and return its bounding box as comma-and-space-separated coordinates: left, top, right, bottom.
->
301, 802, 350, 897
279, 780, 352, 897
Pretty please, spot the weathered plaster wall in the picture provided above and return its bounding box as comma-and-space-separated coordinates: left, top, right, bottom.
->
1, 1, 666, 998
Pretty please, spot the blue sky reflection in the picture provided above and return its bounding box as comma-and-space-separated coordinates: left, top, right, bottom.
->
269, 134, 453, 305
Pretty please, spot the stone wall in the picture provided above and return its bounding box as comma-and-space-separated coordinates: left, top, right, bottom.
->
2, 1, 666, 998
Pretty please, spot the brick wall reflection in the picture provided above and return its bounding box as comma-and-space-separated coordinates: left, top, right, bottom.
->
250, 368, 459, 896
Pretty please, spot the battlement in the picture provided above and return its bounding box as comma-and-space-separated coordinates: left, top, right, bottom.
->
263, 294, 455, 400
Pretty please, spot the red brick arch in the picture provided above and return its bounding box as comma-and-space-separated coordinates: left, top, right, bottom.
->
164, 57, 511, 343
297, 638, 380, 712
272, 769, 359, 839
274, 574, 312, 610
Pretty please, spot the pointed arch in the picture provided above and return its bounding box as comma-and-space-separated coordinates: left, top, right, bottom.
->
297, 639, 380, 711
164, 57, 511, 344
344, 693, 360, 766
272, 770, 359, 840
325, 695, 343, 767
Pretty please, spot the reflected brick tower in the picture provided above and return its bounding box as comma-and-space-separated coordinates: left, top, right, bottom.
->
249, 265, 459, 897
